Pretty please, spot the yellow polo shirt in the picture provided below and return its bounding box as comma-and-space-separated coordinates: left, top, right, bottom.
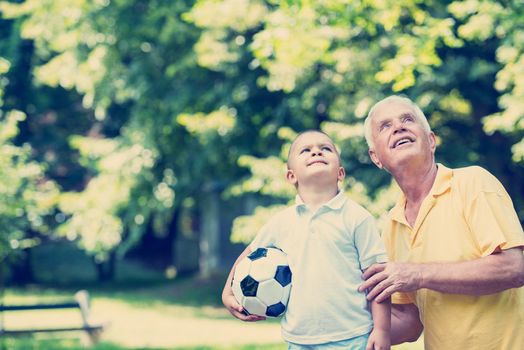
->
384, 164, 524, 350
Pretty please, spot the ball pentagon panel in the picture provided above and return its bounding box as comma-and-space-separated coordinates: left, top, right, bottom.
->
248, 247, 268, 261
240, 275, 258, 297
266, 302, 286, 317
275, 265, 292, 287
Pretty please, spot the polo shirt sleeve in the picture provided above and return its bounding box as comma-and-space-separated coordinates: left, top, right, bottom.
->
391, 292, 416, 305
463, 169, 524, 256
354, 215, 388, 270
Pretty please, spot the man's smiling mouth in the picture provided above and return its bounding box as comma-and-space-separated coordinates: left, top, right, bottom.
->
392, 137, 414, 148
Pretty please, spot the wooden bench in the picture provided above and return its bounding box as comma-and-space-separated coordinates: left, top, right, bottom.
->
0, 290, 107, 344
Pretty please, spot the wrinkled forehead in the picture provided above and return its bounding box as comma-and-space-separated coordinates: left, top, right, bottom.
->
371, 100, 417, 122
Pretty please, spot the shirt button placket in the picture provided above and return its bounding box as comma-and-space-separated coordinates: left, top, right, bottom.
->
309, 215, 316, 235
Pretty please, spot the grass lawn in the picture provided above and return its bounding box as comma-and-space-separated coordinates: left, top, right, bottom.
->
0, 276, 424, 350
0, 243, 424, 349
1, 274, 284, 349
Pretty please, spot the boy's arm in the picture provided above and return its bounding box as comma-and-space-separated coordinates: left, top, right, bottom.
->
367, 296, 391, 350
352, 217, 391, 348
222, 245, 266, 322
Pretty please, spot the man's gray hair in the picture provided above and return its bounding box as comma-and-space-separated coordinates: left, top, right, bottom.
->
364, 95, 431, 148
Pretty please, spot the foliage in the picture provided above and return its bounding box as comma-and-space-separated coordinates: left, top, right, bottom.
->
188, 0, 524, 231
0, 109, 58, 261
230, 204, 286, 244
1, 0, 290, 260
57, 135, 157, 261
0, 54, 58, 262
0, 0, 523, 261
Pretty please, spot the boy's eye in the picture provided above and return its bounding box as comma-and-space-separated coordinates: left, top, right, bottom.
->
321, 146, 333, 152
300, 148, 310, 154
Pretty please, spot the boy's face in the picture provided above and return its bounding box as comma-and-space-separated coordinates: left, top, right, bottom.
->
287, 131, 345, 188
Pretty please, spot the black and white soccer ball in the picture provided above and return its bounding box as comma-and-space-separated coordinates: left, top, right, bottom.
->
232, 247, 292, 317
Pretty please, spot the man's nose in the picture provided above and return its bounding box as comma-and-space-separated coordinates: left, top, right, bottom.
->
392, 120, 407, 134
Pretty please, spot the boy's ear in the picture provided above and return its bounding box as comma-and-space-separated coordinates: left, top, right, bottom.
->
286, 169, 298, 185
337, 166, 346, 182
368, 148, 383, 169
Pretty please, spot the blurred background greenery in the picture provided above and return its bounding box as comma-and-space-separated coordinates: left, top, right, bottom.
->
0, 0, 522, 348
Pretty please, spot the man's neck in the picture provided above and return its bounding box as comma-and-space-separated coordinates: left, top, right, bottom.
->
394, 161, 438, 204
297, 186, 339, 212
392, 161, 438, 227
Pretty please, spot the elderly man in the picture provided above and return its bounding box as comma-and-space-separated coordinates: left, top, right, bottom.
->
359, 95, 524, 350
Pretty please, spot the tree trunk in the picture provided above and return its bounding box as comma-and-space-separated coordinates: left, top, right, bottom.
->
9, 248, 34, 285
93, 250, 116, 282
167, 207, 180, 268
127, 208, 181, 270
199, 183, 221, 277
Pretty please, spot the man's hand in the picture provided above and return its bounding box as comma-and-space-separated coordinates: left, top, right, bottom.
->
222, 292, 266, 322
359, 262, 422, 302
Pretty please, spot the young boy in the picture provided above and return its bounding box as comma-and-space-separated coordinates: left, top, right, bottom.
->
222, 130, 390, 350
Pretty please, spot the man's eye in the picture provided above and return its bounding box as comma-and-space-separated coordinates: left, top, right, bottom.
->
379, 123, 390, 131
403, 116, 414, 123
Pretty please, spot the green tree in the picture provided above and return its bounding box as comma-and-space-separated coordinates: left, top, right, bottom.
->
0, 0, 290, 276
1, 0, 522, 271
0, 59, 58, 283
188, 0, 524, 241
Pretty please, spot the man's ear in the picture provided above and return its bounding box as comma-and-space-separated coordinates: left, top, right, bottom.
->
368, 149, 383, 169
429, 132, 437, 154
337, 166, 346, 182
286, 169, 298, 185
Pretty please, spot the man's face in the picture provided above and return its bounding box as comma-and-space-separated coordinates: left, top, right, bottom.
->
287, 132, 345, 187
368, 101, 435, 172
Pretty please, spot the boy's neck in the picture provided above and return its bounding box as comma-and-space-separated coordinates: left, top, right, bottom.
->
297, 186, 339, 212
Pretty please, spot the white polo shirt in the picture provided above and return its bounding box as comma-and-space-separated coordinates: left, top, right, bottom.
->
250, 191, 387, 345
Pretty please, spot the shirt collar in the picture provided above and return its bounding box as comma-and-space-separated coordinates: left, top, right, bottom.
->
295, 190, 346, 214
390, 163, 452, 223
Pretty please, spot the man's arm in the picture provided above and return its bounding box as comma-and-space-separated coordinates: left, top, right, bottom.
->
391, 303, 423, 345
222, 245, 266, 321
359, 247, 524, 302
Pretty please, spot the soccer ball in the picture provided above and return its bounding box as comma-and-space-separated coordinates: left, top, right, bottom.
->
232, 247, 292, 317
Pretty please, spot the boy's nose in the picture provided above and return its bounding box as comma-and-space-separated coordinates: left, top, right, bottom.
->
311, 148, 323, 156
